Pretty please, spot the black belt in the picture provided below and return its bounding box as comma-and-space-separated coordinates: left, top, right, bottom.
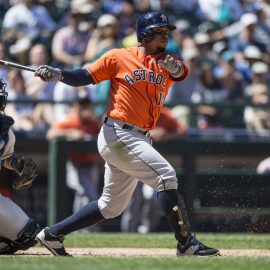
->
104, 117, 149, 136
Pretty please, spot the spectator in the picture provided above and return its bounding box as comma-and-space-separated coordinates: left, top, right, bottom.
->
0, 39, 9, 82
84, 14, 120, 62
191, 61, 228, 129
244, 2, 270, 53
51, 0, 95, 68
168, 19, 192, 55
22, 43, 54, 99
232, 12, 268, 53
53, 83, 78, 122
216, 50, 244, 102
164, 0, 204, 25
191, 61, 228, 104
234, 45, 265, 86
245, 61, 270, 97
46, 91, 102, 231
149, 106, 187, 141
244, 83, 270, 135
84, 14, 120, 121
53, 81, 97, 122
256, 156, 270, 175
2, 0, 57, 64
23, 43, 55, 129
260, 0, 270, 29
193, 32, 216, 64
5, 70, 35, 132
102, 0, 136, 40
197, 0, 243, 26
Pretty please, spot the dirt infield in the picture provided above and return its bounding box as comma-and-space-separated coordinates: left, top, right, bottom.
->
12, 247, 270, 257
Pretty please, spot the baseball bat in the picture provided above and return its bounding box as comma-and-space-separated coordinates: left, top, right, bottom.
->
0, 60, 36, 73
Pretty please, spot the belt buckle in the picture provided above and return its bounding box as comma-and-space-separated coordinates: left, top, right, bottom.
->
122, 123, 149, 136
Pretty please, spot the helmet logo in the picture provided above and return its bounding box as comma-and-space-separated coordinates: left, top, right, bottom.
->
160, 14, 167, 22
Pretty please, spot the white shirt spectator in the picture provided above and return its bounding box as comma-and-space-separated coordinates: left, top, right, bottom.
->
198, 0, 243, 23
2, 1, 57, 40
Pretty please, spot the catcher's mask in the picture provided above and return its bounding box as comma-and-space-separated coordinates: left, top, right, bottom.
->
0, 79, 8, 112
136, 12, 176, 42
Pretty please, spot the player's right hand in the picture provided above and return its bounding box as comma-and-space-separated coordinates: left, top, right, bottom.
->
35, 65, 62, 82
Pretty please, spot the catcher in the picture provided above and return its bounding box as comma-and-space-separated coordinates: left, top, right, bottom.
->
0, 78, 40, 255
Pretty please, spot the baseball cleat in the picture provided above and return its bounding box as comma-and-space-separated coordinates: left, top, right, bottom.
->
176, 234, 220, 256
36, 227, 71, 256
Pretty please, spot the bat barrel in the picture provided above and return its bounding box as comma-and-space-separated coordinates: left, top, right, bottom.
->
0, 60, 36, 72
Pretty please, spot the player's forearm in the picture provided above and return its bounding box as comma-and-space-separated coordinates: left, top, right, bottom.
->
61, 69, 94, 86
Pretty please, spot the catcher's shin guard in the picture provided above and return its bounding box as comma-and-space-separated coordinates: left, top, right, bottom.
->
14, 219, 41, 251
0, 237, 16, 255
0, 219, 40, 254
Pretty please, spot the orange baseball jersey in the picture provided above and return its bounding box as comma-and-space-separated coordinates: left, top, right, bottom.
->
86, 46, 188, 130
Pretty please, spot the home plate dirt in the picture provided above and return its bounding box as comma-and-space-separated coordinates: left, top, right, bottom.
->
13, 247, 270, 257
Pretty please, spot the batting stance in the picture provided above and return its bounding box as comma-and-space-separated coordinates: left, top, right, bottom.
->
35, 12, 219, 256
0, 79, 40, 255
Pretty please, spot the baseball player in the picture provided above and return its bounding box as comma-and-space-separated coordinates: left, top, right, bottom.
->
35, 12, 220, 256
0, 79, 40, 255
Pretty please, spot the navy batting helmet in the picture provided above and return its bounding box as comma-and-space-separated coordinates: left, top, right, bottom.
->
136, 12, 176, 42
0, 79, 8, 112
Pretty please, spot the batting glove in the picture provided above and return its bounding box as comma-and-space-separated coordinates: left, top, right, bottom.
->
158, 55, 183, 77
35, 65, 62, 82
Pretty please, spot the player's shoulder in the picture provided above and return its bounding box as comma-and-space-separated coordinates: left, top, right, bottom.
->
101, 47, 135, 62
107, 47, 133, 56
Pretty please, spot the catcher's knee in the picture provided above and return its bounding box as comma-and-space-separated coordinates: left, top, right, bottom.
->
0, 219, 41, 255
14, 219, 41, 251
0, 219, 40, 255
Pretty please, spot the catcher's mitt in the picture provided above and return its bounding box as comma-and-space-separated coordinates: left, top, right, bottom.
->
11, 154, 38, 190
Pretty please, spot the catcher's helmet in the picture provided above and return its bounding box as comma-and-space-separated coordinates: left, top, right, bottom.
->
0, 79, 8, 112
136, 12, 176, 42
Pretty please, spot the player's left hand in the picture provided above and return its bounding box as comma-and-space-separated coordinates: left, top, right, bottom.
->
12, 155, 38, 190
35, 65, 62, 82
158, 55, 182, 76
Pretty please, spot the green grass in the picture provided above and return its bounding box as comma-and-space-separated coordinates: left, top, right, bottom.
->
0, 233, 270, 270
65, 232, 270, 249
1, 257, 270, 270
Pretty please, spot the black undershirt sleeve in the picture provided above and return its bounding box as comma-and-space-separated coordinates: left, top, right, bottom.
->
60, 68, 95, 86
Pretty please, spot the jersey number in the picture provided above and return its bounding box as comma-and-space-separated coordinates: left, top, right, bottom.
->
157, 91, 165, 106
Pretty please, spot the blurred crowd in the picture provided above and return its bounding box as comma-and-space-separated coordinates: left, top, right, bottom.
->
1, 0, 270, 136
